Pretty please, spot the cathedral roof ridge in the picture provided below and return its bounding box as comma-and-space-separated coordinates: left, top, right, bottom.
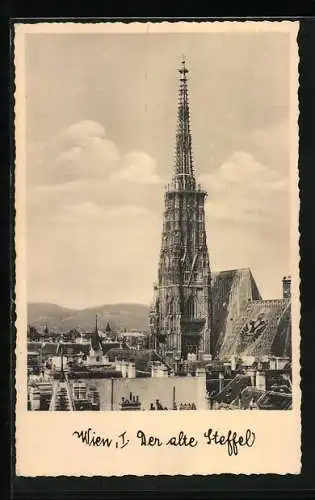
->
212, 267, 252, 275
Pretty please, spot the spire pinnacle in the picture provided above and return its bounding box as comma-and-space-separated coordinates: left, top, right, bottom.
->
179, 55, 189, 79
172, 57, 196, 191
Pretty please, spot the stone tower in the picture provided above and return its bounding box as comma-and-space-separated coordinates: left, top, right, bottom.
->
150, 59, 212, 361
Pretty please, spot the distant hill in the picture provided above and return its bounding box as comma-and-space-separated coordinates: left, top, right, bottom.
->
28, 302, 150, 332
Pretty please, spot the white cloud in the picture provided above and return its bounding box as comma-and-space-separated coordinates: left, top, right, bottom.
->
62, 120, 106, 143
219, 152, 266, 181
55, 137, 120, 166
201, 150, 290, 300
109, 151, 161, 185
26, 121, 164, 307
27, 120, 121, 186
26, 128, 290, 306
27, 121, 160, 192
26, 120, 163, 230
200, 150, 288, 224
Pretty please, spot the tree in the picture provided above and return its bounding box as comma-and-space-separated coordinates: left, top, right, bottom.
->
28, 325, 40, 342
68, 328, 80, 342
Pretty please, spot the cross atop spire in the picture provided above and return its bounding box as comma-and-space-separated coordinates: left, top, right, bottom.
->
179, 55, 189, 79
172, 57, 196, 191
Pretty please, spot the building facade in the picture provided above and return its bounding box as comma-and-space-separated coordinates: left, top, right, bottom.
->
149, 60, 212, 361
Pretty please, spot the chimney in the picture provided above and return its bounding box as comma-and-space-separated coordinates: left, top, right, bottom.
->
219, 372, 224, 393
282, 276, 291, 300
128, 362, 136, 378
230, 355, 237, 371
256, 371, 266, 392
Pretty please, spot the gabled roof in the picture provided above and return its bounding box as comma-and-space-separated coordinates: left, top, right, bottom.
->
211, 268, 262, 356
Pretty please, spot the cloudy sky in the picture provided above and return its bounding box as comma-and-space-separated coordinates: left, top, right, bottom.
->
25, 31, 292, 308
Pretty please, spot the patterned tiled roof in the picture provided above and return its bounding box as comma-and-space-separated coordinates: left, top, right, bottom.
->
220, 299, 291, 358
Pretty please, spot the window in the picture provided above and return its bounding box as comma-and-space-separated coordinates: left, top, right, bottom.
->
186, 296, 195, 318
168, 297, 174, 315
184, 271, 190, 282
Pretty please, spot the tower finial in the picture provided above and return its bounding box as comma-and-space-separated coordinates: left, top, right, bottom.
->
179, 55, 189, 79
95, 314, 98, 332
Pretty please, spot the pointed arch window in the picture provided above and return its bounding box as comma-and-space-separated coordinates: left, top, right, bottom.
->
167, 198, 173, 210
186, 296, 195, 318
168, 296, 174, 316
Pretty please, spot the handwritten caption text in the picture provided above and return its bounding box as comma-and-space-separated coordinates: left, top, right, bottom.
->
73, 427, 256, 456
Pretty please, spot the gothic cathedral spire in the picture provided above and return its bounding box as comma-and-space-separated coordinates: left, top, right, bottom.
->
173, 57, 196, 191
149, 59, 212, 363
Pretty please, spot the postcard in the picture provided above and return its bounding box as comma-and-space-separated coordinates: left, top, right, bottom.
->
14, 20, 300, 476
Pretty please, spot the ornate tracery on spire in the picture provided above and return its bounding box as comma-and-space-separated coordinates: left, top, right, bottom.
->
172, 56, 196, 191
